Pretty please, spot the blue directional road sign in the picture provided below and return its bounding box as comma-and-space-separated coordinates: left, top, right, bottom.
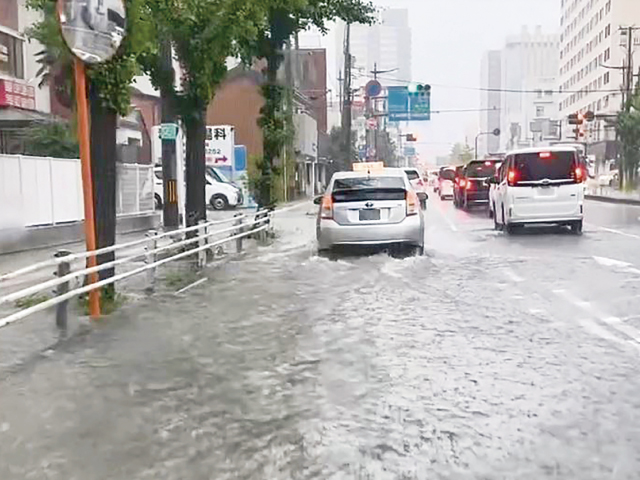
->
387, 86, 430, 121
387, 86, 410, 122
409, 91, 431, 121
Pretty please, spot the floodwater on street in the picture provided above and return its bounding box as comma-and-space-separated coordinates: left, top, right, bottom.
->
1, 198, 640, 479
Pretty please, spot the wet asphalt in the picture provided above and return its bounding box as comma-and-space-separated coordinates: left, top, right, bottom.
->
1, 197, 640, 479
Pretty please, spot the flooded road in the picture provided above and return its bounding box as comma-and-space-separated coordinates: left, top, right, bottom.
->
1, 199, 640, 479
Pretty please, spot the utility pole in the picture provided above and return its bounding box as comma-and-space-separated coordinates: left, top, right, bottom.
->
283, 39, 294, 202
619, 26, 640, 188
159, 38, 180, 230
342, 23, 352, 165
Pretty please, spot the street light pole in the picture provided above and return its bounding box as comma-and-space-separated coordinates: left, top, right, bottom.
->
475, 128, 501, 160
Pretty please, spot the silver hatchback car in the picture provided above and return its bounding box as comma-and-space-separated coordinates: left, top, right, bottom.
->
315, 170, 425, 255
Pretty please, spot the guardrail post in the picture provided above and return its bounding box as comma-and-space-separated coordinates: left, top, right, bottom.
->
234, 213, 244, 253
54, 250, 71, 331
145, 230, 158, 293
197, 220, 207, 269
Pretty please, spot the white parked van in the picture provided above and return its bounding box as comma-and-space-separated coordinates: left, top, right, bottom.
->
491, 147, 585, 234
154, 167, 242, 210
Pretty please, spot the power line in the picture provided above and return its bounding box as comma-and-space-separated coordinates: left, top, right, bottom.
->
352, 71, 623, 95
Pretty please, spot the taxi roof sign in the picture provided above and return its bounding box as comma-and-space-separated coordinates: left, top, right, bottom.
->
352, 162, 384, 173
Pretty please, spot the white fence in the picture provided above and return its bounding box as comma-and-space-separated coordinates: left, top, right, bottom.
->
0, 154, 154, 229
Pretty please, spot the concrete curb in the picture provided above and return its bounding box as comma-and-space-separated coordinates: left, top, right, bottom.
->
586, 194, 640, 206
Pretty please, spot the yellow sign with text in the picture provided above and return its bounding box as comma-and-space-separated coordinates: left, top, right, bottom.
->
352, 162, 384, 173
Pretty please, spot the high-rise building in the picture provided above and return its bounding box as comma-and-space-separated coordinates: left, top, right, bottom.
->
479, 50, 502, 156
500, 26, 559, 151
337, 9, 412, 89
558, 0, 640, 162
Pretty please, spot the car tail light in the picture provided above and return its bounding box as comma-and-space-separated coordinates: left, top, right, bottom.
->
507, 170, 518, 186
459, 179, 466, 188
539, 152, 552, 159
465, 179, 474, 190
320, 195, 333, 219
574, 166, 585, 183
406, 190, 419, 216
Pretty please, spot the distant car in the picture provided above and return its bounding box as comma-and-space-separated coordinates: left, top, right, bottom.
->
458, 159, 501, 210
452, 165, 465, 208
492, 147, 585, 234
315, 170, 425, 256
403, 167, 428, 209
437, 167, 456, 200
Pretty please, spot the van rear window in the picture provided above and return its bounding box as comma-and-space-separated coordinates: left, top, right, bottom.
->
440, 169, 455, 181
513, 152, 576, 181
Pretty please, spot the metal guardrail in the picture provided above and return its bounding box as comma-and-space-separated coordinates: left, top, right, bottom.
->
0, 210, 273, 331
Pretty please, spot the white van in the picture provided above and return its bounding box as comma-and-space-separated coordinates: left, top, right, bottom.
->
492, 147, 585, 234
154, 167, 242, 210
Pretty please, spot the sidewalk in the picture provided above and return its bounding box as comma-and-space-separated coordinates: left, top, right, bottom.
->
586, 184, 640, 206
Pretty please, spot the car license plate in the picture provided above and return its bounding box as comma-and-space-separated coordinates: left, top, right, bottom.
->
539, 187, 555, 196
359, 209, 380, 221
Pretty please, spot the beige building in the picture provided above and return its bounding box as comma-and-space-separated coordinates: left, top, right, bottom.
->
558, 0, 640, 161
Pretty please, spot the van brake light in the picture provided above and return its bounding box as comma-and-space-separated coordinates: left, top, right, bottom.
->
575, 166, 584, 182
507, 170, 518, 186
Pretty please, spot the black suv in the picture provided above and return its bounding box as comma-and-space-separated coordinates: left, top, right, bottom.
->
458, 159, 500, 210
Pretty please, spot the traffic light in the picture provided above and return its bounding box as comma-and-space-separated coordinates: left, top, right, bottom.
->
568, 112, 584, 126
568, 111, 594, 140
405, 133, 417, 142
408, 84, 431, 97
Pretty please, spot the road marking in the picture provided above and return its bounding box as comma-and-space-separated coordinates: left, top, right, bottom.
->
593, 256, 633, 269
592, 256, 640, 276
554, 289, 640, 346
175, 277, 207, 295
435, 204, 458, 232
587, 223, 640, 240
503, 268, 524, 283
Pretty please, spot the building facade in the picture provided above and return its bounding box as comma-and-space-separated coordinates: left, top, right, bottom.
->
0, 0, 52, 152
501, 26, 560, 151
558, 0, 640, 162
479, 50, 502, 156
338, 8, 412, 89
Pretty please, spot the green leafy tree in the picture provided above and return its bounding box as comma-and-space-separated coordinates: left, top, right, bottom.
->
616, 83, 640, 190
27, 0, 154, 300
140, 0, 267, 223
250, 0, 375, 206
449, 142, 473, 165
21, 121, 79, 159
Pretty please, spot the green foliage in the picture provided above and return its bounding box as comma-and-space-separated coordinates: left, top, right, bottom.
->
141, 0, 268, 120
449, 142, 474, 165
251, 0, 375, 206
21, 121, 79, 159
77, 288, 126, 316
15, 293, 49, 309
616, 88, 640, 189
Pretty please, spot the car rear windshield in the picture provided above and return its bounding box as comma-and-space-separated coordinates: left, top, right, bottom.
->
332, 176, 406, 202
466, 162, 498, 178
513, 152, 576, 181
404, 170, 420, 181
439, 169, 455, 181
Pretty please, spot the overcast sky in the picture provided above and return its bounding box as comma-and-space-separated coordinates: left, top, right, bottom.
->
301, 0, 560, 162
